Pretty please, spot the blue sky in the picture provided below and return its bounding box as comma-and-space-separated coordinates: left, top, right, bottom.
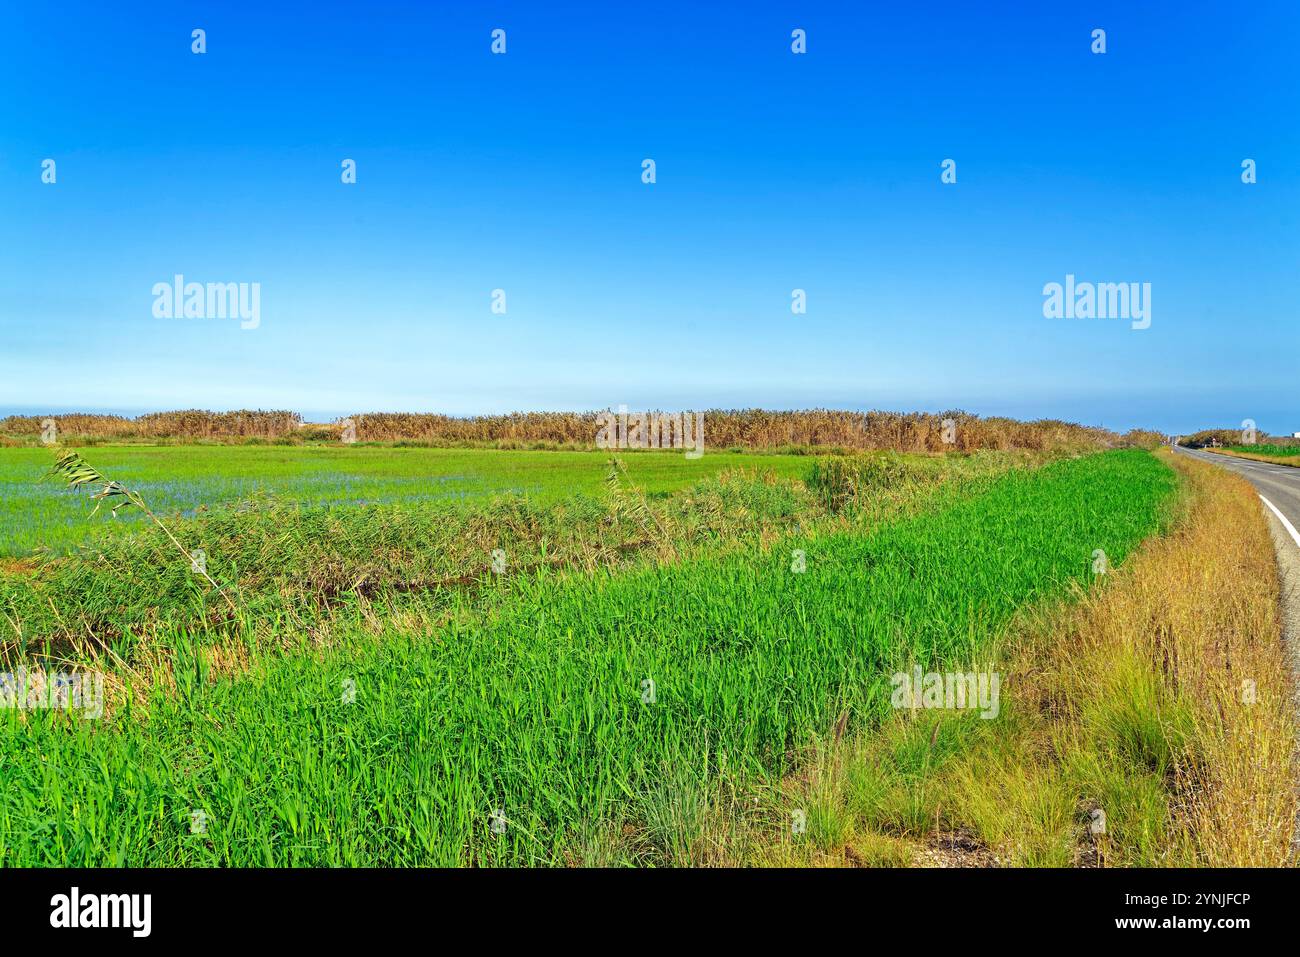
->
1, 1, 1296, 433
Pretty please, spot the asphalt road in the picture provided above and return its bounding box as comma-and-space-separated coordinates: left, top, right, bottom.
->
1172, 446, 1300, 545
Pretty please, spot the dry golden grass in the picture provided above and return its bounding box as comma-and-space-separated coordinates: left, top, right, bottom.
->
351, 409, 1144, 452
0, 407, 1172, 453
0, 408, 1162, 452
0, 413, 131, 436
1045, 450, 1294, 865
747, 448, 1295, 867
0, 410, 300, 440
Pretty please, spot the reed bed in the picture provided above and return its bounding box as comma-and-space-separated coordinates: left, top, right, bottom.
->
0, 410, 301, 441
2, 409, 1165, 452
352, 409, 1159, 453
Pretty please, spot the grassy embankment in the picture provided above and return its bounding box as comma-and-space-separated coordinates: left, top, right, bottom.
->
760, 449, 1295, 867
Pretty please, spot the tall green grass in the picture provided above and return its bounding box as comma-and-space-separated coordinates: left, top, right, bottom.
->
0, 450, 1176, 865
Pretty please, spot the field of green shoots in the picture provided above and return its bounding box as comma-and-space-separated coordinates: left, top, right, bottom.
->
0, 447, 1178, 865
0, 445, 815, 558
1227, 444, 1300, 458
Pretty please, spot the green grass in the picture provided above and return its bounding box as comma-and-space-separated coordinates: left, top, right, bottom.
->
1226, 444, 1300, 457
0, 449, 1177, 865
0, 445, 815, 558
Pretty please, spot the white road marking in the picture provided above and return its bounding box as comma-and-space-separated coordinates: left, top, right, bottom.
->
1260, 495, 1300, 551
1174, 447, 1300, 549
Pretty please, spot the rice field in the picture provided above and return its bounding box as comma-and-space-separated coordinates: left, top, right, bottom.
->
0, 445, 815, 558
0, 448, 1178, 865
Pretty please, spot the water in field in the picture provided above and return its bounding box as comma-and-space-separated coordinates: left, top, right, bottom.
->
0, 445, 813, 556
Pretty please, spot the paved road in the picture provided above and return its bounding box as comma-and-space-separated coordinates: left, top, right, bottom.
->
1172, 446, 1300, 547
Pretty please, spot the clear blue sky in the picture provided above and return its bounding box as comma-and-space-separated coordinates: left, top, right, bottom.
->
1, 1, 1296, 433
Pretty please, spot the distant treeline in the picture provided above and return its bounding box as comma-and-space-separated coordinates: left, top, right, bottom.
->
0, 410, 300, 440
352, 409, 1163, 452
1178, 429, 1300, 449
1, 408, 1167, 452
